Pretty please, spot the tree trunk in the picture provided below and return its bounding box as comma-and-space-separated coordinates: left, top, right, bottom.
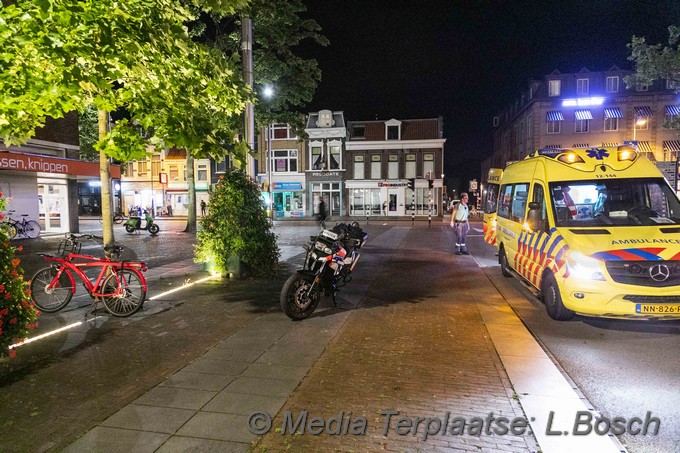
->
184, 153, 197, 233
98, 110, 115, 255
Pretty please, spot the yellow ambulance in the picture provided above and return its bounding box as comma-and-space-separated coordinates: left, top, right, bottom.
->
483, 168, 503, 246
494, 144, 680, 320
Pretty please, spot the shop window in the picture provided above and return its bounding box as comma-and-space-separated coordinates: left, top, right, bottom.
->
197, 164, 208, 181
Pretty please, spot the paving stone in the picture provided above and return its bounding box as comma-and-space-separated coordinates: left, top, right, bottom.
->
101, 404, 195, 433
223, 376, 299, 397
63, 427, 169, 453
156, 436, 249, 453
240, 363, 310, 381
158, 371, 234, 392
180, 358, 250, 376
202, 391, 287, 416
176, 412, 256, 443
133, 386, 217, 410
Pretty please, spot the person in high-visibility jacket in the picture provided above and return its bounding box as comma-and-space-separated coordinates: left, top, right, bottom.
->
449, 192, 470, 255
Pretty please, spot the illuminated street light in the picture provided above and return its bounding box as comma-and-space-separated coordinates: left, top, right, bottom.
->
633, 116, 647, 140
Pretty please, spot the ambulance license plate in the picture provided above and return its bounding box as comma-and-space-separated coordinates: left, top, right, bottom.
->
636, 304, 680, 314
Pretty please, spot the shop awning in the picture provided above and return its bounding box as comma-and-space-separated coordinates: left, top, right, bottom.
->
637, 141, 653, 153
546, 111, 564, 121
604, 108, 623, 118
572, 143, 590, 148
575, 110, 593, 120
601, 142, 619, 147
635, 106, 653, 117
665, 105, 680, 116
544, 144, 562, 149
0, 150, 121, 178
663, 140, 680, 152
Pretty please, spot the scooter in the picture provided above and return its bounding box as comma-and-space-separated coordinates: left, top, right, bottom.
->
124, 211, 160, 235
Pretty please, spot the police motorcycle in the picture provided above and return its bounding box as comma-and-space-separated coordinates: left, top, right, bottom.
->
124, 210, 160, 235
280, 221, 368, 320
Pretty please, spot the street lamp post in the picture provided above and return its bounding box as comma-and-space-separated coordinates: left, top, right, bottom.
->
263, 86, 274, 222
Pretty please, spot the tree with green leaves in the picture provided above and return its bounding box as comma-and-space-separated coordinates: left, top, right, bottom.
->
0, 0, 251, 250
627, 25, 680, 132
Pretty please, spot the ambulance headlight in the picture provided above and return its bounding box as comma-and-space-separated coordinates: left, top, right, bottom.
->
567, 251, 606, 281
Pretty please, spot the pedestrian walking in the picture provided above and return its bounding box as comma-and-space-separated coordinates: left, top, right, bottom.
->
449, 192, 470, 255
200, 199, 207, 217
166, 204, 173, 217
318, 197, 327, 229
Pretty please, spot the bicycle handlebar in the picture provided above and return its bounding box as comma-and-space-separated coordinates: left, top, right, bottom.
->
64, 233, 103, 241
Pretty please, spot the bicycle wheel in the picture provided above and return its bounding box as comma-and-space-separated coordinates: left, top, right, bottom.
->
24, 220, 41, 238
30, 267, 74, 312
101, 269, 146, 317
113, 214, 124, 224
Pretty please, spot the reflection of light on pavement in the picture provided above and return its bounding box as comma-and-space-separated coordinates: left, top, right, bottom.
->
147, 274, 220, 301
9, 317, 104, 350
10, 274, 220, 350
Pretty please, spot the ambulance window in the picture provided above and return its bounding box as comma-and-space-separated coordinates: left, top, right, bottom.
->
498, 185, 513, 220
532, 183, 549, 231
484, 184, 499, 214
511, 183, 529, 223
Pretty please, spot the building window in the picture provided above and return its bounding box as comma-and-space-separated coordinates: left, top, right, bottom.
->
576, 78, 589, 95
273, 149, 298, 173
493, 116, 499, 127
388, 154, 399, 179
405, 154, 416, 179
547, 120, 561, 134
636, 82, 649, 92
169, 165, 179, 181
606, 76, 619, 93
575, 119, 589, 133
604, 117, 618, 131
138, 157, 149, 174
271, 123, 297, 140
311, 146, 323, 170
387, 125, 399, 140
353, 155, 364, 179
370, 154, 381, 179
329, 145, 341, 170
423, 153, 434, 179
635, 118, 649, 131
548, 80, 561, 97
352, 125, 365, 138
126, 162, 135, 177
197, 163, 208, 181
151, 154, 161, 177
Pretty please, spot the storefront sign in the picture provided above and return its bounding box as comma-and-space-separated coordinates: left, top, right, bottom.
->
0, 151, 121, 178
378, 182, 408, 187
273, 182, 302, 191
311, 171, 340, 177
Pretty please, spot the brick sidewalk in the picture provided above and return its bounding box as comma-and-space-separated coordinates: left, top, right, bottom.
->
256, 226, 539, 452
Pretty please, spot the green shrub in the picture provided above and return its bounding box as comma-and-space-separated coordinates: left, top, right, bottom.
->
0, 193, 39, 358
195, 169, 279, 277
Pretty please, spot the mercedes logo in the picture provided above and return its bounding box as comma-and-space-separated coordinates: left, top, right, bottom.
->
649, 264, 671, 282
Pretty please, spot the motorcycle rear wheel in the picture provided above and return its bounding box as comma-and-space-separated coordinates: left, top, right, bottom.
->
280, 273, 320, 320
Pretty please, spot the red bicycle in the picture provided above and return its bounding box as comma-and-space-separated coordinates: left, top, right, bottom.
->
30, 233, 148, 317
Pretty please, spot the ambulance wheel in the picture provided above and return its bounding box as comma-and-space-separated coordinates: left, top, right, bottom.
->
499, 248, 512, 277
541, 273, 574, 321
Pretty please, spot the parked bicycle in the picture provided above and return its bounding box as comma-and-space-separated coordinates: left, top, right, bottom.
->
30, 233, 148, 317
1, 210, 40, 239
98, 212, 126, 224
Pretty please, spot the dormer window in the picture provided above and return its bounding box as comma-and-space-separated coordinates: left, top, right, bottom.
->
385, 119, 402, 140
576, 78, 589, 95
271, 123, 297, 140
352, 125, 365, 138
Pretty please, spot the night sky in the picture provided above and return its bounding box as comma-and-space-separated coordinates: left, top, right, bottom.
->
300, 1, 680, 191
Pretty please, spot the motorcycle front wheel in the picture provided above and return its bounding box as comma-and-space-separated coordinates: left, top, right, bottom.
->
149, 224, 160, 235
280, 273, 320, 320
125, 225, 135, 233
